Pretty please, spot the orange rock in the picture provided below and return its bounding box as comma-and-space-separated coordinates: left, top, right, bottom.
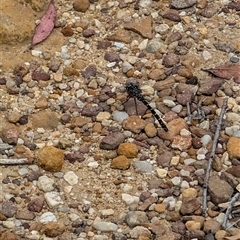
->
227, 137, 240, 159
111, 155, 131, 170
37, 146, 64, 172
117, 143, 138, 158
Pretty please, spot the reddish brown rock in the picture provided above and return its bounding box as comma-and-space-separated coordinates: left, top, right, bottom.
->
1, 125, 20, 145
208, 175, 234, 205
70, 116, 89, 128
100, 132, 125, 150
32, 70, 50, 81
122, 116, 147, 134
171, 135, 192, 151
180, 197, 201, 215
124, 15, 153, 39
61, 25, 74, 36
107, 28, 132, 43
162, 53, 180, 67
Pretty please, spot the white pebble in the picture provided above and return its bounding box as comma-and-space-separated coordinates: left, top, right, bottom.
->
39, 212, 57, 224
112, 111, 128, 123
2, 220, 15, 228
180, 128, 191, 136
139, 0, 152, 7
96, 112, 111, 121
141, 85, 154, 96
101, 209, 114, 216
44, 192, 63, 207
170, 156, 180, 166
88, 161, 99, 169
121, 183, 133, 192
37, 127, 45, 133
37, 176, 55, 192
163, 196, 176, 210
138, 39, 148, 50
155, 24, 169, 34
171, 176, 181, 186
93, 220, 118, 232
122, 193, 139, 206
18, 167, 29, 175
184, 158, 196, 165
225, 125, 240, 136
156, 168, 168, 178
64, 171, 79, 185
69, 213, 80, 221
180, 169, 190, 177
171, 105, 183, 113
31, 50, 42, 57
201, 134, 212, 146
122, 61, 133, 73
163, 99, 176, 107
202, 50, 212, 61
181, 180, 190, 189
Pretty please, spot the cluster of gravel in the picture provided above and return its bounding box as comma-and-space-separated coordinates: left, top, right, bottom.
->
1, 0, 240, 239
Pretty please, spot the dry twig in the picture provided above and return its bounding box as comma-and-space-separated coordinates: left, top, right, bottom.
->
0, 158, 29, 165
223, 192, 240, 229
202, 97, 228, 217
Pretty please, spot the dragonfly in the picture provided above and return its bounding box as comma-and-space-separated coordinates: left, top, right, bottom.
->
125, 82, 168, 132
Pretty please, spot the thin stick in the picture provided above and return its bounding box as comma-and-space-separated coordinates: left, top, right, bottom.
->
0, 158, 29, 165
0, 143, 13, 150
202, 97, 228, 217
223, 192, 240, 229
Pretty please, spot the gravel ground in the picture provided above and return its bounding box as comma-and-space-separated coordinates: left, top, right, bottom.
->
1, 0, 240, 239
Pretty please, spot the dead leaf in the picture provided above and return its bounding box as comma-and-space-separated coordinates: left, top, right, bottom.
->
224, 233, 240, 240
28, 0, 56, 50
203, 63, 240, 84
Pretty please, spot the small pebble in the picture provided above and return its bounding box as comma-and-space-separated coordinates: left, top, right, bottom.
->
37, 176, 55, 192
39, 212, 57, 224
63, 171, 79, 185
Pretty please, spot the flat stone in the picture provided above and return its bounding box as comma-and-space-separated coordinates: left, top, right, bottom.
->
70, 116, 89, 128
39, 212, 57, 224
37, 146, 64, 172
27, 197, 45, 213
31, 110, 59, 130
124, 15, 153, 39
63, 171, 79, 185
208, 175, 234, 205
37, 175, 55, 192
15, 210, 35, 220
100, 132, 125, 150
42, 222, 65, 237
93, 220, 118, 232
1, 200, 17, 218
122, 116, 147, 134
180, 197, 200, 215
125, 211, 148, 227
133, 161, 153, 173
107, 28, 132, 43
170, 0, 197, 9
